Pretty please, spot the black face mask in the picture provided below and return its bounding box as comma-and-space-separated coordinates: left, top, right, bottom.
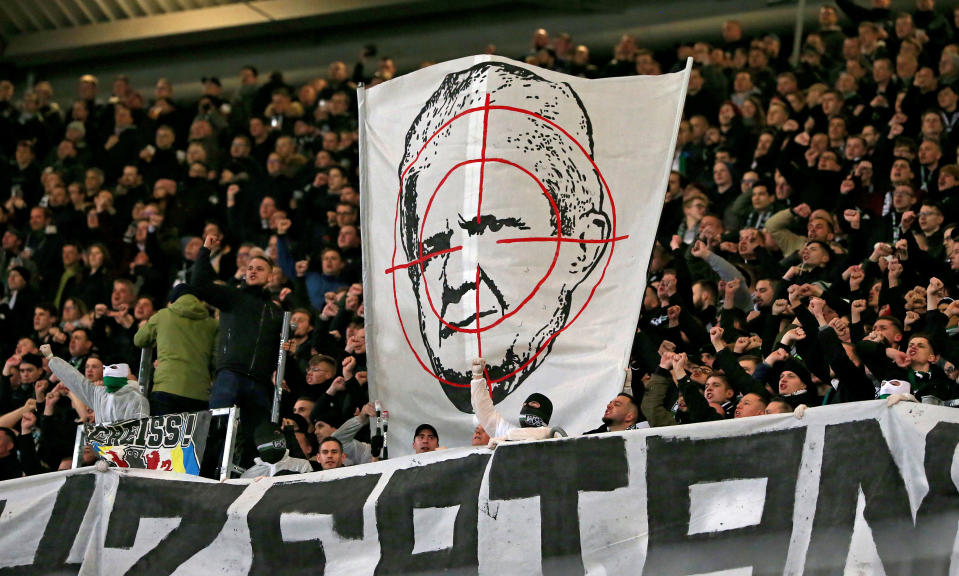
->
256, 434, 287, 464
519, 393, 553, 428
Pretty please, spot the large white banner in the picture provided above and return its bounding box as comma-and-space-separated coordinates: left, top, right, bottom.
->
359, 56, 689, 452
2, 401, 959, 574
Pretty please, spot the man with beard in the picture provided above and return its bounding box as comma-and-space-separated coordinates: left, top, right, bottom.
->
192, 234, 284, 465
585, 393, 642, 433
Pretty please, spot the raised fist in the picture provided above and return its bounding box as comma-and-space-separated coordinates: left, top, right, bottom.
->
472, 358, 486, 379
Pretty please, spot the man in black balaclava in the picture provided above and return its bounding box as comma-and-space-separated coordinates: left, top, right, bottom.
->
240, 422, 312, 478
518, 393, 553, 428
470, 358, 558, 446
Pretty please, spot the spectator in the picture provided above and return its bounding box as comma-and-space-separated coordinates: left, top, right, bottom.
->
42, 345, 148, 423
192, 233, 285, 464
133, 284, 218, 416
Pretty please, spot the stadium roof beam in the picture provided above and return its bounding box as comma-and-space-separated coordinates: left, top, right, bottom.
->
51, 0, 81, 27
0, 0, 510, 65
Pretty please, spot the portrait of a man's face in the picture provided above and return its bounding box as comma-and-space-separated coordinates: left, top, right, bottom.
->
395, 62, 611, 412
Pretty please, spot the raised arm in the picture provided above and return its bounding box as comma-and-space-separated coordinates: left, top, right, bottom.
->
470, 358, 513, 439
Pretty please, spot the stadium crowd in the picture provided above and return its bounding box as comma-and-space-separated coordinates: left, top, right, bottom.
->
1, 0, 959, 479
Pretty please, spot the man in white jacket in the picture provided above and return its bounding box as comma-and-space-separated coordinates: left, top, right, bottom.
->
41, 344, 149, 424
470, 358, 557, 446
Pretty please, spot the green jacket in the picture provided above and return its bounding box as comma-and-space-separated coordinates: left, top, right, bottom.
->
134, 294, 218, 401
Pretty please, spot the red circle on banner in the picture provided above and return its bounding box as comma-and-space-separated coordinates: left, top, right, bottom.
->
388, 99, 620, 387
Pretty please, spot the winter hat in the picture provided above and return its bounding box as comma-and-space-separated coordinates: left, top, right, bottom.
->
9, 266, 30, 284
103, 363, 131, 393
781, 358, 813, 390
879, 379, 911, 399
168, 283, 194, 304
19, 353, 42, 369
520, 393, 553, 428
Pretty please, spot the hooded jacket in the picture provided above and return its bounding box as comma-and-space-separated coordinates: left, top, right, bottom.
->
133, 293, 218, 401
48, 357, 149, 424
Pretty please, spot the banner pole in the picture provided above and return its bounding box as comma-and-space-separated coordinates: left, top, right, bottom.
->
272, 311, 293, 424
138, 347, 154, 397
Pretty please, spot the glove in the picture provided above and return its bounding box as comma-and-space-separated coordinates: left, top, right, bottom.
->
793, 404, 807, 419
370, 434, 384, 458
886, 393, 917, 407
472, 358, 486, 380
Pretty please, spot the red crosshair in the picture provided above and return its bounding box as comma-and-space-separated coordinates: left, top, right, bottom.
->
386, 92, 629, 391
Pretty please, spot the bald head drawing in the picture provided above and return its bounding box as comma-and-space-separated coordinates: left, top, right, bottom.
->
398, 61, 610, 412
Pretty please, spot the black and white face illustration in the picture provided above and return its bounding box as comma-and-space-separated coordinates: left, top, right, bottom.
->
392, 62, 614, 412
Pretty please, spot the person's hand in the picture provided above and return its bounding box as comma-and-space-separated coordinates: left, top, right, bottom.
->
709, 326, 725, 350
747, 309, 761, 323
946, 300, 959, 318
787, 284, 804, 308
784, 265, 802, 281
472, 357, 486, 379
227, 184, 240, 204
48, 326, 67, 344
94, 304, 108, 319
733, 336, 751, 354
783, 119, 800, 133
927, 277, 944, 299
719, 241, 738, 254
887, 258, 903, 283
278, 287, 293, 303
342, 355, 357, 380
20, 410, 36, 435
887, 393, 917, 407
658, 351, 674, 370
295, 259, 309, 278
798, 283, 823, 298
765, 348, 789, 365
793, 130, 810, 146
829, 317, 851, 342
657, 340, 676, 358
39, 344, 53, 359
870, 242, 893, 262
671, 352, 687, 375
666, 305, 681, 328
887, 348, 911, 368
670, 235, 682, 251
793, 404, 807, 420
276, 218, 292, 235
804, 147, 819, 166
900, 210, 916, 232
320, 301, 339, 321
772, 299, 793, 316
840, 179, 857, 196
843, 208, 860, 229
888, 122, 904, 138
782, 326, 806, 345
850, 299, 867, 320
327, 376, 347, 395
203, 233, 221, 252
361, 402, 377, 419
22, 398, 36, 412
724, 278, 740, 298
848, 265, 865, 291
280, 339, 295, 353
808, 297, 826, 319
904, 310, 920, 329
690, 240, 710, 259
